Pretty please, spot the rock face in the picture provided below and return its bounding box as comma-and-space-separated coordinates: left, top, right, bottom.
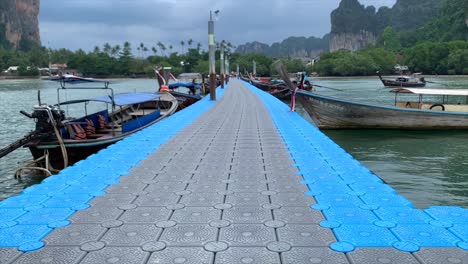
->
0, 0, 40, 49
330, 31, 377, 52
330, 0, 447, 51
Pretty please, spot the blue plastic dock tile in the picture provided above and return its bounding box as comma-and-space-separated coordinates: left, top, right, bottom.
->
41, 194, 92, 209
360, 193, 412, 208
0, 225, 51, 247
15, 208, 75, 225
333, 224, 398, 247
425, 206, 468, 224
392, 224, 460, 247
0, 208, 26, 222
323, 207, 379, 225
21, 183, 69, 195
450, 224, 468, 242
374, 207, 434, 224
0, 195, 50, 208
60, 183, 109, 196
314, 194, 365, 207
349, 182, 396, 195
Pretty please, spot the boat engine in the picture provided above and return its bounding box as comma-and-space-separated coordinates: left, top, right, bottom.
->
21, 105, 66, 133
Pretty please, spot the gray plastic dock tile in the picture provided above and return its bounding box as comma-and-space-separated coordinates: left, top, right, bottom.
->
105, 183, 148, 194
225, 193, 270, 207
145, 182, 187, 193
43, 224, 106, 246
222, 206, 273, 223
89, 194, 136, 207
170, 207, 221, 223
118, 207, 172, 223
13, 247, 85, 264
179, 193, 224, 207
271, 193, 316, 207
348, 248, 420, 264
0, 248, 21, 264
100, 224, 162, 246
415, 247, 468, 264
219, 224, 276, 246
80, 247, 149, 264
159, 224, 217, 246
133, 193, 180, 207
277, 224, 336, 246
68, 207, 123, 224
215, 247, 281, 264
282, 247, 350, 264
148, 247, 213, 264
273, 207, 325, 223
187, 183, 227, 193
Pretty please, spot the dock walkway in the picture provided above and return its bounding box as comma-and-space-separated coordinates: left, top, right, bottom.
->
0, 79, 467, 263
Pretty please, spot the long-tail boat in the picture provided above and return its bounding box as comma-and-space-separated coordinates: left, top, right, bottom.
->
377, 71, 426, 87
296, 88, 468, 129
0, 76, 178, 172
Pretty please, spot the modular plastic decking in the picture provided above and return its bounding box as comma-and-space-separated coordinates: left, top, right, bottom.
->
0, 79, 467, 263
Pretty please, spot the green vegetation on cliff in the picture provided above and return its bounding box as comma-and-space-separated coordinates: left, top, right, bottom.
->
315, 0, 468, 76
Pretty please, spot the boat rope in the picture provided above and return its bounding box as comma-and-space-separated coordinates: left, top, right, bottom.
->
44, 107, 69, 168
14, 154, 54, 179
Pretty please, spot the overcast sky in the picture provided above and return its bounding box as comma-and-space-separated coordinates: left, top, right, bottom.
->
39, 0, 396, 52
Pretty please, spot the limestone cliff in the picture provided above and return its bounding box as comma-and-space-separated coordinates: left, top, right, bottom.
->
330, 0, 379, 52
236, 36, 329, 58
330, 0, 447, 51
0, 0, 40, 49
330, 31, 377, 52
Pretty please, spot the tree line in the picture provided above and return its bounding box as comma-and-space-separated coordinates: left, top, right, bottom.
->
0, 39, 307, 78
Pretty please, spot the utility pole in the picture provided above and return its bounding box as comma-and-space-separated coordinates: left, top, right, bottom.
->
220, 40, 225, 88
253, 60, 257, 77
225, 55, 230, 83
208, 10, 218, 100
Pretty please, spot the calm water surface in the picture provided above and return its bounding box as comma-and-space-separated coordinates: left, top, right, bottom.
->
0, 76, 467, 209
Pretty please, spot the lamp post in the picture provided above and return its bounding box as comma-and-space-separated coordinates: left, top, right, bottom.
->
220, 40, 225, 88
252, 60, 257, 77
225, 53, 230, 84
208, 10, 218, 100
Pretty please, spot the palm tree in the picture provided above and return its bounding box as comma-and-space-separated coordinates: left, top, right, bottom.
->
111, 44, 121, 58
143, 47, 148, 58
196, 42, 202, 53
187, 39, 193, 49
151, 46, 157, 56
103, 43, 112, 56
169, 45, 173, 54
121, 41, 132, 57
157, 42, 166, 56
180, 40, 185, 54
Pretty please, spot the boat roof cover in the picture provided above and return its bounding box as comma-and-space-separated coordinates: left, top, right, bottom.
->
391, 88, 468, 96
91, 92, 160, 106
168, 82, 201, 89
178, 73, 202, 79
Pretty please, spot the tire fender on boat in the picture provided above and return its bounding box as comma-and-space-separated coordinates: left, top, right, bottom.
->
429, 104, 445, 111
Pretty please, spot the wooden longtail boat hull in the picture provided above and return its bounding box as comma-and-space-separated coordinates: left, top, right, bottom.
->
296, 90, 468, 129
169, 91, 201, 110
381, 79, 426, 88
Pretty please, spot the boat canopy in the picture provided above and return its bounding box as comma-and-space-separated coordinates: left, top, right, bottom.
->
390, 88, 468, 96
59, 92, 160, 106
92, 92, 160, 105
168, 83, 201, 89
177, 73, 202, 79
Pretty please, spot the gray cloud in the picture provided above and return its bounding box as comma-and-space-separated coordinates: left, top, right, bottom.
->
39, 0, 396, 51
